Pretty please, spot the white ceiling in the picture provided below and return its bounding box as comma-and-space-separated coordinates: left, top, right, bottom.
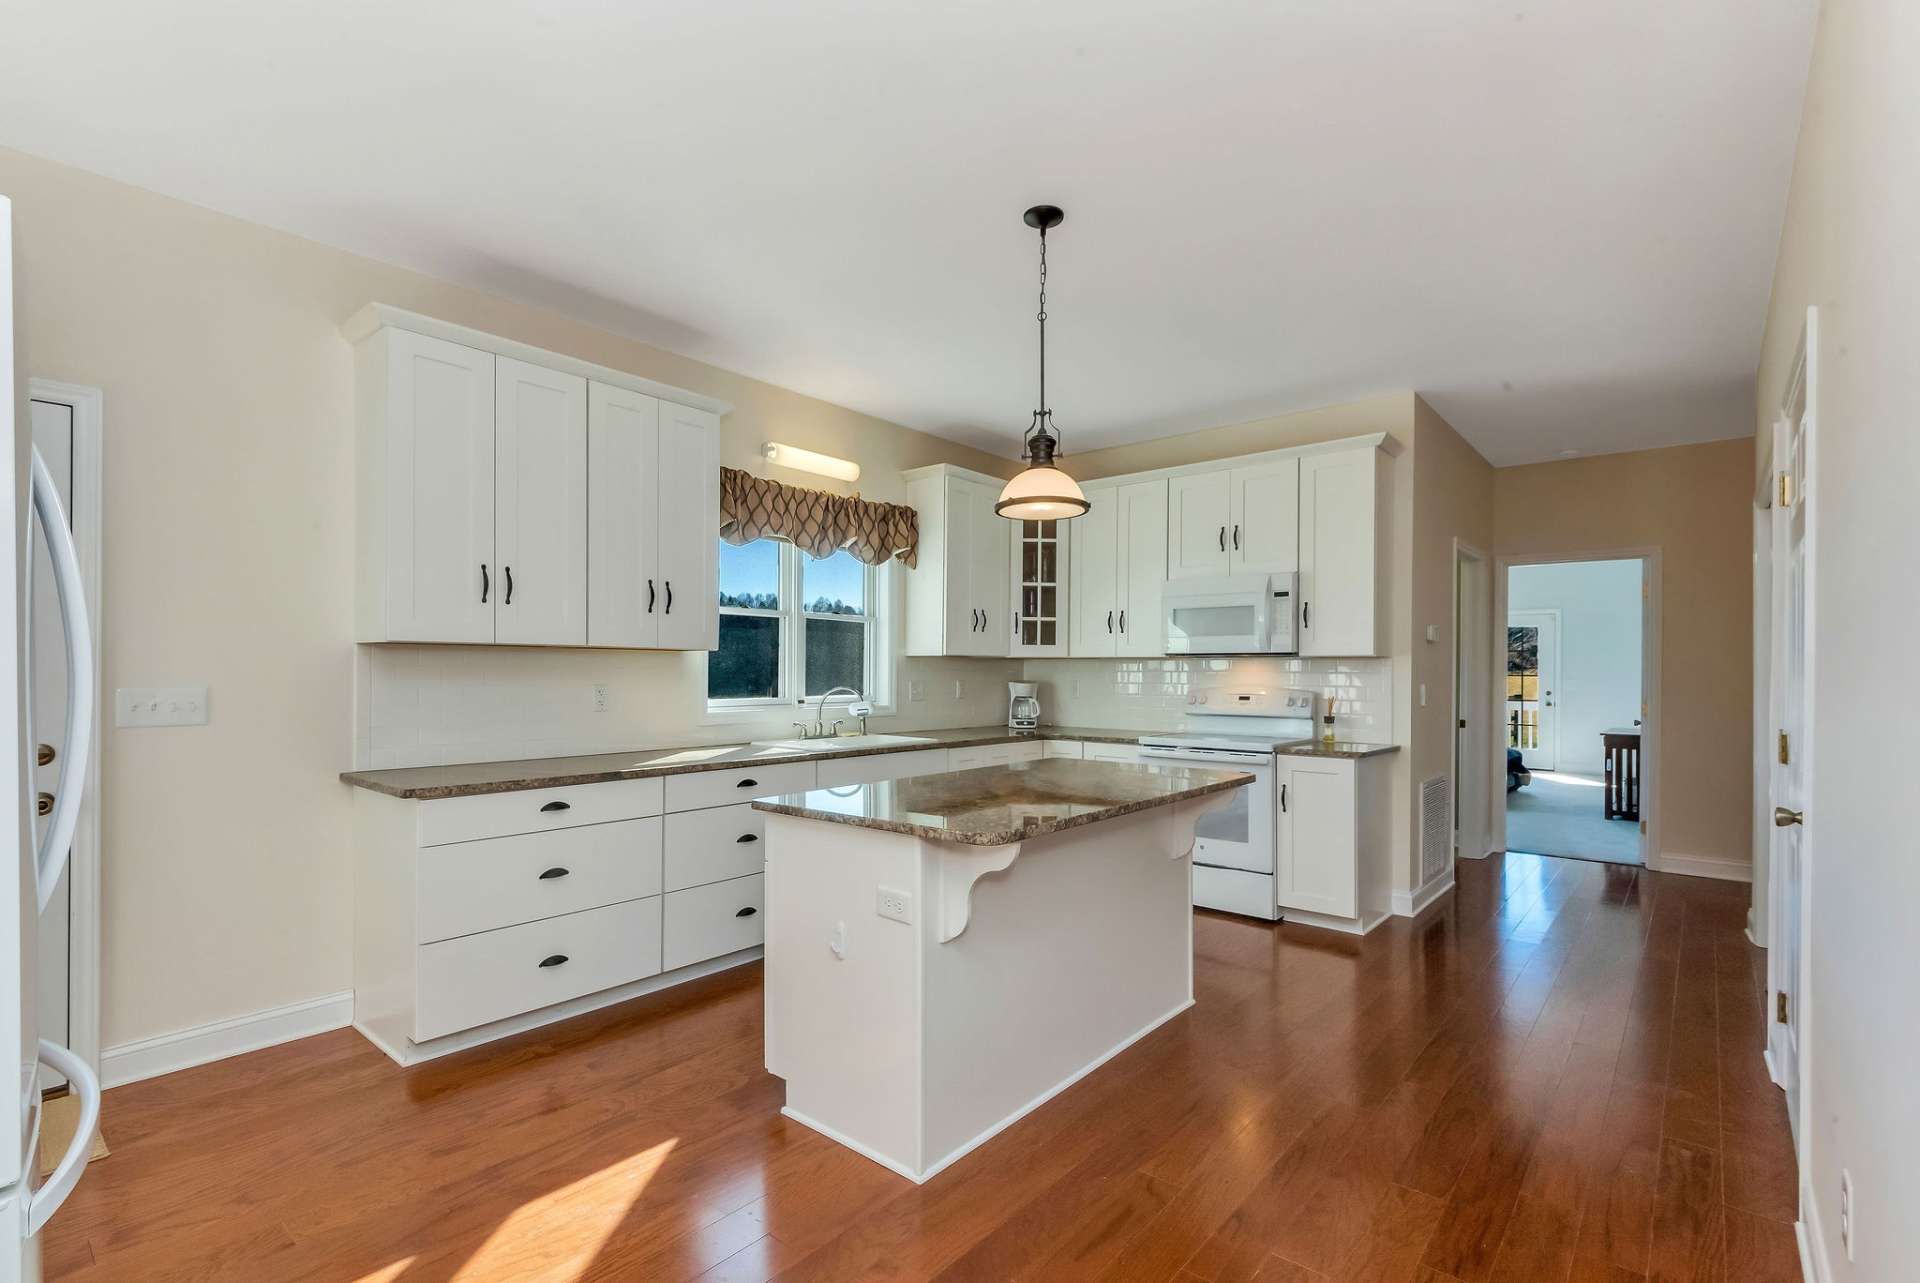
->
0, 1, 1816, 466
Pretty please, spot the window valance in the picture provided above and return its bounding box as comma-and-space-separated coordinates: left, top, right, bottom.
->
718, 467, 919, 568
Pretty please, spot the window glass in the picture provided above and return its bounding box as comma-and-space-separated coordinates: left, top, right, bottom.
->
718, 539, 779, 609
805, 616, 866, 696
802, 549, 866, 617
710, 614, 780, 700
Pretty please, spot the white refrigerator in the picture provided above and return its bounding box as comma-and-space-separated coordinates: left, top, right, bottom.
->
0, 196, 100, 1281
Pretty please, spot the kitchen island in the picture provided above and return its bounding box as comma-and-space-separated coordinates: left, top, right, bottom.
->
753, 756, 1251, 1183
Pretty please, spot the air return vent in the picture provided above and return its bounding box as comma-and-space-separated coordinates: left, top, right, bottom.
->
1420, 775, 1451, 883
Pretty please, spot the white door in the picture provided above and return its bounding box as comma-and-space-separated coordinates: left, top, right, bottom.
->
30, 399, 71, 1074
382, 330, 495, 642
1506, 608, 1560, 771
1297, 448, 1378, 656
940, 477, 978, 655
1117, 479, 1167, 657
1228, 458, 1299, 575
1278, 757, 1357, 917
655, 402, 720, 651
1168, 471, 1230, 579
493, 357, 587, 646
586, 383, 660, 648
1070, 486, 1119, 658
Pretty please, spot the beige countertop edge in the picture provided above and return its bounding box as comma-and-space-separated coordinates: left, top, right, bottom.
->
749, 771, 1254, 847
339, 725, 1148, 801
1275, 742, 1401, 760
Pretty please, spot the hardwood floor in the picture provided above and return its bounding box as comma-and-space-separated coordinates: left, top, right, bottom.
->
45, 853, 1802, 1282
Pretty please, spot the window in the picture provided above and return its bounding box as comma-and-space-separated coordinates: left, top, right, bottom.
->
709, 538, 887, 710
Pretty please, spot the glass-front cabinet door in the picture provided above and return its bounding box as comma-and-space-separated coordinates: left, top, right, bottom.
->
1008, 517, 1069, 657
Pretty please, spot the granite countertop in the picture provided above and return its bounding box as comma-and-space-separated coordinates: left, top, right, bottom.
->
1276, 741, 1401, 760
340, 724, 1146, 800
751, 757, 1253, 846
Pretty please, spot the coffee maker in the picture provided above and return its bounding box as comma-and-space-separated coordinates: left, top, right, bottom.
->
1007, 681, 1041, 730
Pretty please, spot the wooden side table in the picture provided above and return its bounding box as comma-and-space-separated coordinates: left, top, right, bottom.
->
1602, 728, 1641, 821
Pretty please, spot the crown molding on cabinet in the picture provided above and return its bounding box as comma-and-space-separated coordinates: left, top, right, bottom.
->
341, 303, 734, 417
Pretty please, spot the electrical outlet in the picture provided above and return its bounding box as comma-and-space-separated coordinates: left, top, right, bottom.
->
876, 885, 913, 924
907, 679, 926, 703
953, 679, 967, 701
592, 682, 610, 713
115, 685, 209, 728
1419, 683, 1428, 707
1840, 1168, 1855, 1260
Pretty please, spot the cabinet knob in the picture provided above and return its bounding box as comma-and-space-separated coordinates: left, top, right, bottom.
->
36, 743, 54, 767
538, 867, 570, 880
36, 791, 53, 817
538, 954, 569, 968
539, 800, 571, 813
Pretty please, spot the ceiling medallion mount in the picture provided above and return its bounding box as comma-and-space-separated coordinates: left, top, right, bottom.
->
996, 204, 1091, 521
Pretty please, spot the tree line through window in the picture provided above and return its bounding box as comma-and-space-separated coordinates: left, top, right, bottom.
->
710, 538, 874, 704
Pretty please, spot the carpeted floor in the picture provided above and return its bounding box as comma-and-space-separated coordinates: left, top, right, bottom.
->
1507, 770, 1642, 864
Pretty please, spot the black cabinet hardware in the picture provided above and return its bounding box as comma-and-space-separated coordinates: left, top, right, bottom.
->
503, 565, 513, 605
1119, 610, 1127, 633
734, 906, 758, 918
1232, 525, 1240, 550
664, 581, 673, 613
1107, 610, 1114, 634
736, 778, 757, 788
735, 833, 758, 844
539, 800, 570, 813
1302, 601, 1310, 628
1218, 525, 1225, 551
1281, 784, 1288, 812
480, 563, 489, 603
538, 867, 570, 880
538, 954, 568, 968
647, 579, 656, 613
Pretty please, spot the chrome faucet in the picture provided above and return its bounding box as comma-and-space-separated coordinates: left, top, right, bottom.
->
807, 687, 864, 738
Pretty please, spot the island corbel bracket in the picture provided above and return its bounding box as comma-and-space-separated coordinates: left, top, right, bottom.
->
932, 839, 1023, 944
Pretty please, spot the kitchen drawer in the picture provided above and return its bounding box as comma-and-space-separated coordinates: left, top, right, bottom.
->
413, 895, 662, 1041
1083, 743, 1143, 766
947, 741, 1045, 772
664, 760, 815, 814
1042, 740, 1085, 759
663, 873, 764, 972
814, 747, 948, 788
664, 804, 766, 892
416, 817, 663, 944
419, 777, 664, 847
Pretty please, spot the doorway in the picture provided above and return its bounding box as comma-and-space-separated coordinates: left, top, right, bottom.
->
1501, 557, 1648, 866
1451, 541, 1492, 862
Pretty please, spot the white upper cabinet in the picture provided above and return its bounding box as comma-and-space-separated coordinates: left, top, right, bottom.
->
1168, 458, 1298, 579
352, 306, 728, 649
357, 328, 497, 644
494, 357, 588, 646
902, 466, 1010, 657
1298, 444, 1387, 656
1068, 479, 1167, 658
1008, 516, 1068, 657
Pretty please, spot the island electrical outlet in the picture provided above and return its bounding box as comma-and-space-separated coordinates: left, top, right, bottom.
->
876, 886, 913, 924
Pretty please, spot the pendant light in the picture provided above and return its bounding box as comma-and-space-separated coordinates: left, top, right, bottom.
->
995, 205, 1090, 521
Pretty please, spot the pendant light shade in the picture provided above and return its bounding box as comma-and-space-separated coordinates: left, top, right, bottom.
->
996, 204, 1089, 521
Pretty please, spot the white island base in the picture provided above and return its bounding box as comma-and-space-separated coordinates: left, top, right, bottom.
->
762, 792, 1226, 1184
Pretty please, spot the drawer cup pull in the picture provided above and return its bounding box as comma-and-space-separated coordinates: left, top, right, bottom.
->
734, 906, 758, 918
736, 778, 757, 788
735, 833, 758, 844
538, 954, 569, 968
539, 801, 571, 813
538, 867, 570, 880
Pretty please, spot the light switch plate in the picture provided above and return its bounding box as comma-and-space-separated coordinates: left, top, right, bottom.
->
116, 685, 209, 728
907, 679, 926, 703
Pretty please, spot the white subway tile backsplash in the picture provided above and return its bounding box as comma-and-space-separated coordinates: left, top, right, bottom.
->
1021, 655, 1394, 742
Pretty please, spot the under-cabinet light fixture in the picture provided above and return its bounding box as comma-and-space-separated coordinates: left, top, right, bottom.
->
762, 442, 861, 483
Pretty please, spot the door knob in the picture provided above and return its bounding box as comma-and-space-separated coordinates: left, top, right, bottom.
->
36, 743, 54, 767
36, 792, 53, 817
1773, 806, 1804, 827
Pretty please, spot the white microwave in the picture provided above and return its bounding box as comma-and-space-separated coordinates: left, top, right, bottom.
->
1163, 572, 1298, 655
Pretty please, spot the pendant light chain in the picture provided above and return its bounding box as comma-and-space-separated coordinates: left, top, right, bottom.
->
1037, 225, 1048, 430
995, 203, 1088, 520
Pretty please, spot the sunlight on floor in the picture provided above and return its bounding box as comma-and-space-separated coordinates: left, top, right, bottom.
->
1534, 771, 1604, 788
354, 1260, 415, 1283
449, 1138, 679, 1282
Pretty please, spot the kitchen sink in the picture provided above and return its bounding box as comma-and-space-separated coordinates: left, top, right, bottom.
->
753, 733, 937, 752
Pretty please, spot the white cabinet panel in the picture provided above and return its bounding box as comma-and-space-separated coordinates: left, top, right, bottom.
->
946, 740, 1042, 772
1229, 457, 1299, 575
1083, 742, 1143, 765
663, 803, 766, 892
1069, 485, 1119, 657
1042, 740, 1085, 759
369, 329, 496, 643
1298, 447, 1383, 656
1169, 471, 1231, 579
1118, 480, 1168, 657
903, 466, 1013, 657
495, 356, 588, 645
416, 817, 663, 944
966, 478, 1010, 654
419, 776, 665, 847
665, 759, 816, 814
814, 747, 948, 788
655, 401, 721, 651
663, 873, 764, 971
586, 382, 660, 647
1278, 757, 1357, 918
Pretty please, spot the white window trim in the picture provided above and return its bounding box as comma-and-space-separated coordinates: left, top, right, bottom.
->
705, 540, 897, 723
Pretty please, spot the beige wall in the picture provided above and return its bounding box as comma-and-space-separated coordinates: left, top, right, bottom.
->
1491, 438, 1753, 872
1, 145, 1014, 1049
1751, 1, 1920, 1276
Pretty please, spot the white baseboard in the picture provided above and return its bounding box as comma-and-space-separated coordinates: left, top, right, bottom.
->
1391, 874, 1456, 919
1658, 852, 1753, 883
101, 990, 354, 1089
1799, 1175, 1831, 1283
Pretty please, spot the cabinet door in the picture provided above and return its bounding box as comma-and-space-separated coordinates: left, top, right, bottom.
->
1298, 448, 1378, 656
1228, 458, 1299, 575
967, 479, 1010, 655
1008, 517, 1067, 656
380, 330, 496, 642
1069, 486, 1119, 657
1117, 479, 1168, 657
941, 478, 979, 655
655, 401, 721, 650
495, 356, 587, 645
587, 382, 660, 647
1278, 758, 1357, 917
1168, 471, 1231, 579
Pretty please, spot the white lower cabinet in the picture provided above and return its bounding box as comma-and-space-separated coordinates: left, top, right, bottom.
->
946, 740, 1044, 771
663, 804, 766, 892
663, 873, 765, 972
416, 817, 663, 943
1083, 742, 1143, 766
1275, 753, 1393, 931
1042, 740, 1085, 759
814, 747, 948, 788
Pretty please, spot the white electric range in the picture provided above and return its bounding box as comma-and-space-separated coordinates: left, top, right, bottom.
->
1136, 686, 1316, 920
